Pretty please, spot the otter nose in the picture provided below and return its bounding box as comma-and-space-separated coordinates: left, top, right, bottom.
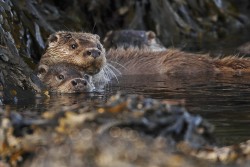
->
71, 78, 87, 87
86, 50, 101, 58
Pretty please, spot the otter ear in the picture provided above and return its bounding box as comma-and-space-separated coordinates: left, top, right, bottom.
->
94, 34, 100, 41
103, 31, 113, 43
37, 64, 49, 79
146, 31, 156, 40
47, 33, 59, 47
48, 34, 58, 43
105, 31, 113, 37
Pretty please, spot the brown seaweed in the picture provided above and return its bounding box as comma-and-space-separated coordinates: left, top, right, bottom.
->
0, 93, 249, 166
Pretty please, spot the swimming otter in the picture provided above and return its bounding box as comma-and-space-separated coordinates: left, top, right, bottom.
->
39, 31, 106, 75
103, 30, 166, 51
37, 63, 94, 93
40, 31, 250, 88
39, 31, 120, 86
106, 47, 250, 78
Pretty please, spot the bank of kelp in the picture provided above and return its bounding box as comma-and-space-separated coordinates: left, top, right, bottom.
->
0, 93, 249, 166
70, 0, 250, 45
0, 0, 45, 102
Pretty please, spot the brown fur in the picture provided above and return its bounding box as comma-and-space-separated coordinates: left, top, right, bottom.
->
40, 31, 250, 86
214, 56, 250, 76
107, 47, 250, 78
39, 31, 106, 75
38, 63, 94, 93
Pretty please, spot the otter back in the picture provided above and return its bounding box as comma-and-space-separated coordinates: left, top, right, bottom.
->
106, 48, 250, 78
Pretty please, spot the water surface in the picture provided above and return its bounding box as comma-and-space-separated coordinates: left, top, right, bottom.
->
109, 75, 250, 145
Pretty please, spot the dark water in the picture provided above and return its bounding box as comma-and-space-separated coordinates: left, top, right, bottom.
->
2, 30, 250, 146
109, 75, 250, 145
3, 74, 250, 146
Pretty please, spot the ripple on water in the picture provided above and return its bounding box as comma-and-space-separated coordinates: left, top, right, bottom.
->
2, 74, 250, 145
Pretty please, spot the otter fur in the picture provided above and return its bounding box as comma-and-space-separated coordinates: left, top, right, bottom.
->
106, 47, 250, 79
38, 63, 94, 93
39, 31, 106, 75
39, 31, 250, 91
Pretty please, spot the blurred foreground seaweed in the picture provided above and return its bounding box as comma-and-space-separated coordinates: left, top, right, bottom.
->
0, 93, 249, 166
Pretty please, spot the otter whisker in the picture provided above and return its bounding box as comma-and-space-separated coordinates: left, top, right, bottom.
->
107, 63, 122, 75
105, 65, 119, 83
103, 65, 112, 77
98, 67, 111, 84
109, 60, 127, 70
94, 69, 110, 85
102, 69, 110, 84
103, 67, 112, 83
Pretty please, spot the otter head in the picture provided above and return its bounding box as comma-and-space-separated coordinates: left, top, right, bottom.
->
40, 31, 106, 75
103, 30, 166, 51
38, 63, 94, 93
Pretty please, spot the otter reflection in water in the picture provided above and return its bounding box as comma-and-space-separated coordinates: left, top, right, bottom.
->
38, 63, 94, 93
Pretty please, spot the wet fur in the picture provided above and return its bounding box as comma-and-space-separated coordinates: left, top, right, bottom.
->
103, 30, 166, 51
40, 31, 106, 75
38, 63, 94, 93
106, 47, 250, 79
40, 31, 250, 89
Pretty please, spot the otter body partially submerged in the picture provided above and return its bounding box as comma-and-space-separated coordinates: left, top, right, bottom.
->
38, 63, 94, 93
107, 48, 216, 77
107, 48, 250, 78
39, 31, 250, 93
103, 30, 166, 51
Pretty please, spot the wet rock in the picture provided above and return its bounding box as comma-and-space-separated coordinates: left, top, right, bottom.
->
0, 0, 49, 102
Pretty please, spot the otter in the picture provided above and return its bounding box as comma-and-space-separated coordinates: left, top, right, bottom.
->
103, 30, 166, 51
106, 48, 217, 77
40, 31, 250, 90
39, 31, 106, 75
39, 31, 119, 86
37, 63, 94, 93
106, 47, 250, 78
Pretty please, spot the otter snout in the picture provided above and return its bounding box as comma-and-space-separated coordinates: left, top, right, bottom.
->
86, 49, 101, 58
69, 78, 94, 92
71, 78, 88, 87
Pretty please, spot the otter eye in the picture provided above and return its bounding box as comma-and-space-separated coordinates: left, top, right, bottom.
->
71, 44, 77, 49
86, 51, 92, 55
58, 74, 64, 80
97, 44, 102, 51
